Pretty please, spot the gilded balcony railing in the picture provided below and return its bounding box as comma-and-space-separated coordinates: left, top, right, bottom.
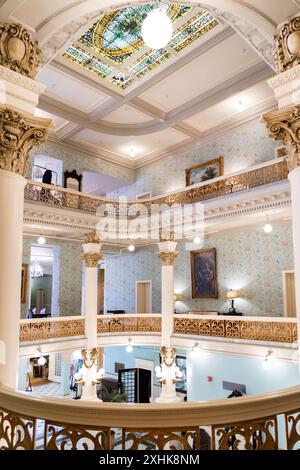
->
24, 158, 289, 215
97, 314, 162, 334
1, 382, 300, 450
173, 315, 298, 343
19, 316, 85, 342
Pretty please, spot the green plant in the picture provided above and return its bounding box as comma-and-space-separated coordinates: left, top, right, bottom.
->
201, 166, 217, 181
97, 384, 127, 402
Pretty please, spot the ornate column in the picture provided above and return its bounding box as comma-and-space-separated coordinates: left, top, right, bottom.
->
156, 233, 181, 402
263, 16, 300, 348
80, 231, 103, 400
0, 23, 51, 389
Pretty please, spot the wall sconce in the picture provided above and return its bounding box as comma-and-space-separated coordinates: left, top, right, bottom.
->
37, 348, 47, 366
262, 351, 274, 370
174, 294, 184, 314
226, 290, 241, 314
92, 367, 105, 385
74, 369, 85, 385
155, 365, 183, 384
126, 338, 133, 353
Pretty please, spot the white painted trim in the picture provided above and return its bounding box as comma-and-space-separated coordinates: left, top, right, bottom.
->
135, 280, 152, 314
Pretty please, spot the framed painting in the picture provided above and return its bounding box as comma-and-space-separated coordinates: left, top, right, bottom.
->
191, 248, 218, 298
185, 157, 224, 186
21, 264, 28, 303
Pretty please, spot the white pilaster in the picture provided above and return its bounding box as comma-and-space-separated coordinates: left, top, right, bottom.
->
289, 169, 300, 348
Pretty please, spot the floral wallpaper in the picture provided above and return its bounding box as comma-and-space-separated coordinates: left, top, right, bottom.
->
105, 222, 294, 317
108, 120, 281, 199
21, 237, 82, 318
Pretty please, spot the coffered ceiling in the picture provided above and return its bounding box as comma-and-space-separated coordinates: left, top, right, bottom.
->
1, 0, 300, 168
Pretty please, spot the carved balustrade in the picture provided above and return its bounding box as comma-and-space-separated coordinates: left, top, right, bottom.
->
97, 315, 162, 334
19, 317, 85, 342
1, 383, 300, 450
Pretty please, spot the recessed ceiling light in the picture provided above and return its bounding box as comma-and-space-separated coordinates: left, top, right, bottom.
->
236, 99, 246, 112
129, 148, 136, 158
37, 236, 46, 245
128, 244, 135, 252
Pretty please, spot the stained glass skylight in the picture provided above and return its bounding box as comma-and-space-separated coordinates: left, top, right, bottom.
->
63, 3, 218, 90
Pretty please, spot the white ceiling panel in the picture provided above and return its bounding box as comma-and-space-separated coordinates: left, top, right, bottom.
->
10, 0, 76, 29
185, 82, 274, 131
71, 127, 187, 159
103, 105, 154, 124
35, 108, 68, 130
139, 34, 261, 112
37, 66, 109, 113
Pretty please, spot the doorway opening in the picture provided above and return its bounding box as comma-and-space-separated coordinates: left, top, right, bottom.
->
135, 280, 152, 314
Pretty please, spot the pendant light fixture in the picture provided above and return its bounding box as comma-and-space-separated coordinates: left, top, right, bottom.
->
141, 2, 173, 49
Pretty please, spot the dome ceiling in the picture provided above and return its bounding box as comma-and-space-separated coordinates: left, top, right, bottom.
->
63, 3, 218, 89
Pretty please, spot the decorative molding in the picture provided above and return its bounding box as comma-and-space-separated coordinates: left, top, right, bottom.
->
0, 106, 51, 175
263, 104, 300, 171
0, 23, 41, 79
84, 230, 100, 244
268, 64, 300, 90
81, 252, 103, 267
275, 16, 300, 73
0, 65, 46, 94
156, 251, 179, 266
160, 346, 176, 367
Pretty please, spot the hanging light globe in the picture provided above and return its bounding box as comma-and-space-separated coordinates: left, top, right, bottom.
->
141, 8, 173, 49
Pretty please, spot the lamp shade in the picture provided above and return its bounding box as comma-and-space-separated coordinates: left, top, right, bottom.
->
226, 290, 240, 300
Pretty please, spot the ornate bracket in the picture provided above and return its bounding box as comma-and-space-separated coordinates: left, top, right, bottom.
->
275, 16, 300, 73
157, 251, 178, 266
81, 348, 98, 369
0, 23, 41, 79
263, 104, 300, 172
84, 230, 101, 244
0, 106, 50, 175
160, 346, 176, 368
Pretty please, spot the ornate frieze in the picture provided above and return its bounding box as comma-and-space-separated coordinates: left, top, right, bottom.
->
275, 17, 300, 73
81, 252, 103, 267
0, 23, 41, 79
156, 251, 179, 266
263, 105, 300, 171
0, 106, 50, 175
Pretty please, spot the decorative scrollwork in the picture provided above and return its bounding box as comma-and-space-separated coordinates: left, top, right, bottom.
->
0, 408, 36, 450
20, 318, 85, 342
81, 252, 103, 267
213, 418, 278, 450
44, 421, 111, 450
123, 428, 200, 450
0, 23, 41, 79
0, 106, 50, 175
160, 346, 176, 367
275, 16, 300, 73
285, 411, 300, 450
156, 251, 178, 266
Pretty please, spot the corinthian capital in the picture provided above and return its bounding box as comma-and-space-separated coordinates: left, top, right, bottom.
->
263, 104, 300, 172
81, 252, 103, 268
0, 23, 41, 79
157, 251, 178, 266
275, 16, 300, 73
0, 106, 51, 175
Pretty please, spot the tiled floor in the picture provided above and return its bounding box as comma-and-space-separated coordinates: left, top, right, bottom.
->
31, 381, 72, 398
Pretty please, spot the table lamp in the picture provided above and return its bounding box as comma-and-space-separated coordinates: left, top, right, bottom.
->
226, 290, 240, 314
174, 294, 183, 314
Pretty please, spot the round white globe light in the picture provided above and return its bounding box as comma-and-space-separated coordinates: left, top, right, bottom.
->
142, 9, 172, 49
262, 359, 271, 371
128, 244, 135, 252
126, 344, 133, 353
264, 223, 273, 234
193, 236, 202, 245
37, 355, 46, 366
37, 236, 46, 245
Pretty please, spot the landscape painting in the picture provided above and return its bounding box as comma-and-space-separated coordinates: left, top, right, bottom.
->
185, 157, 224, 186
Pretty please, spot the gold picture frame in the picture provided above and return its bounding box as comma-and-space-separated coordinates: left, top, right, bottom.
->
21, 264, 28, 304
185, 157, 224, 186
191, 248, 218, 299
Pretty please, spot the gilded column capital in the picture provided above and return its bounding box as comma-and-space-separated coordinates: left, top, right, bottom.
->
0, 106, 51, 175
263, 104, 300, 171
156, 251, 178, 266
84, 230, 101, 244
275, 16, 300, 73
81, 252, 103, 268
0, 23, 41, 79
